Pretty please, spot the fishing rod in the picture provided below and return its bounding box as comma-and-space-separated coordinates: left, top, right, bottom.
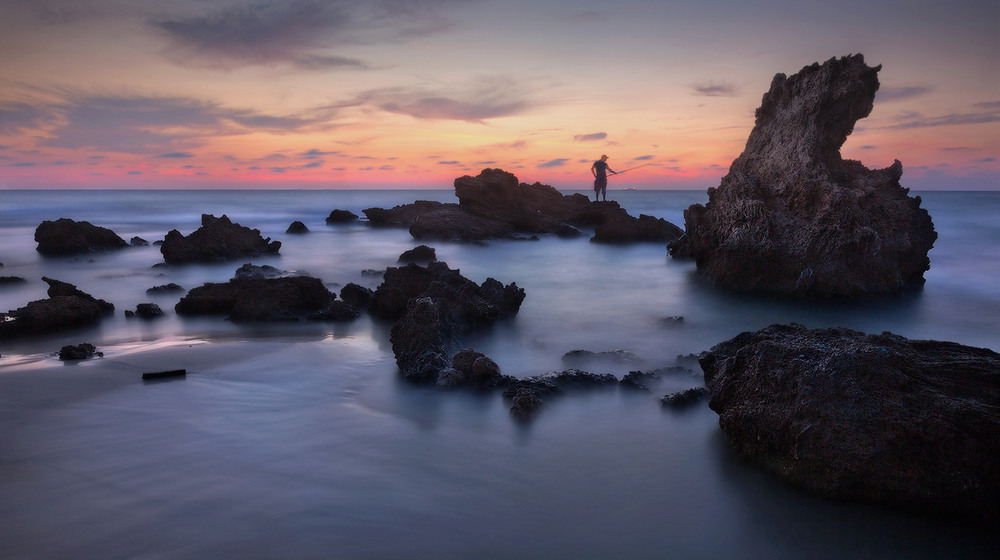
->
612, 161, 657, 175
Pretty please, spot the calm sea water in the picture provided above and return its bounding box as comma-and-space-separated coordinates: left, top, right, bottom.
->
1, 188, 997, 559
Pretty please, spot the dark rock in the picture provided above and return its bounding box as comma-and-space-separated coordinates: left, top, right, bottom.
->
286, 221, 310, 234
339, 283, 374, 310
563, 349, 643, 368
130, 236, 149, 246
325, 209, 359, 224
1, 296, 105, 338
34, 218, 128, 256
160, 214, 281, 264
361, 269, 384, 278
702, 323, 1000, 520
126, 303, 164, 319
175, 276, 335, 322
660, 387, 709, 408
502, 369, 617, 420
58, 343, 103, 361
233, 262, 285, 280
621, 369, 662, 391
307, 300, 361, 321
142, 369, 186, 380
398, 245, 437, 263
42, 277, 114, 313
592, 213, 684, 244
0, 276, 27, 286
363, 201, 450, 227
379, 262, 524, 384
450, 349, 513, 390
669, 55, 936, 298
146, 283, 185, 295
509, 387, 546, 420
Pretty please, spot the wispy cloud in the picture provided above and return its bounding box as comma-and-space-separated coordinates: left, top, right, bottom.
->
152, 0, 461, 70
573, 132, 607, 142
691, 82, 739, 97
157, 152, 195, 158
539, 158, 569, 168
356, 77, 533, 122
881, 106, 1000, 130
22, 91, 337, 154
876, 85, 933, 102
0, 101, 45, 133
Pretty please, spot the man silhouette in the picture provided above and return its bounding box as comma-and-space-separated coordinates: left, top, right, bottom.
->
590, 154, 617, 201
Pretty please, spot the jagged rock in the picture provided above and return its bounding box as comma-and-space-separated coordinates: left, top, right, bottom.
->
660, 387, 709, 408
34, 218, 128, 256
379, 262, 524, 383
702, 323, 1000, 520
669, 55, 936, 298
621, 369, 662, 391
130, 236, 149, 246
160, 214, 281, 264
58, 343, 103, 361
0, 276, 27, 286
502, 369, 618, 419
592, 213, 684, 244
125, 303, 164, 319
449, 349, 513, 390
146, 283, 185, 295
175, 276, 334, 322
363, 201, 450, 227
508, 387, 546, 421
325, 209, 359, 224
233, 263, 285, 280
42, 277, 114, 313
339, 283, 373, 311
398, 245, 437, 263
286, 221, 309, 234
1, 297, 105, 338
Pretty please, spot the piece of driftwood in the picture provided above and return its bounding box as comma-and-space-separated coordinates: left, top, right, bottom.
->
141, 369, 187, 380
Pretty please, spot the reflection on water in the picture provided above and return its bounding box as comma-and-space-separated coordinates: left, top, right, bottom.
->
2, 190, 999, 558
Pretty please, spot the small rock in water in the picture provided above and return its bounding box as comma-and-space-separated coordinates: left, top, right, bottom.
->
286, 221, 310, 234
660, 387, 709, 408
59, 343, 103, 361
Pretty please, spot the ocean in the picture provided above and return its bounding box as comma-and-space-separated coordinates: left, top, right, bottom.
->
1, 188, 997, 559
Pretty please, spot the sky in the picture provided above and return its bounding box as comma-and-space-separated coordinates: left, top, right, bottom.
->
0, 0, 997, 190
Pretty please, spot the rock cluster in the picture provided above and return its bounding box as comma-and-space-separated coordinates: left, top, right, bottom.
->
363, 169, 683, 243
669, 55, 937, 298
701, 323, 1000, 520
176, 275, 337, 322
34, 218, 128, 256
160, 214, 281, 264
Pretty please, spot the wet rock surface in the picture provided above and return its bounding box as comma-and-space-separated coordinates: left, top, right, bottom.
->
325, 209, 359, 224
35, 218, 128, 256
175, 274, 335, 322
669, 55, 936, 298
58, 343, 103, 361
702, 323, 1000, 520
160, 214, 281, 264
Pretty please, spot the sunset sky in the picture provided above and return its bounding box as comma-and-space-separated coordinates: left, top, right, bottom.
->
1, 0, 997, 190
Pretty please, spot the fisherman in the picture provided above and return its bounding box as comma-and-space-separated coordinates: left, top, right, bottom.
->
590, 154, 617, 202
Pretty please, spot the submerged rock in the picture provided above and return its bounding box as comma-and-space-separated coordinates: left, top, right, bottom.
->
669, 55, 936, 298
130, 236, 149, 246
125, 303, 164, 319
398, 245, 437, 263
325, 209, 359, 224
43, 277, 114, 313
34, 218, 128, 256
702, 323, 1000, 520
660, 387, 709, 408
1, 296, 105, 338
58, 343, 103, 361
286, 221, 310, 234
160, 214, 280, 264
146, 283, 185, 295
0, 276, 27, 286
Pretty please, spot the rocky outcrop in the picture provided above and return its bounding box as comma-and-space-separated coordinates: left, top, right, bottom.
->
669, 55, 936, 298
59, 343, 103, 360
339, 283, 374, 311
502, 369, 620, 420
701, 323, 1000, 520
160, 214, 281, 264
175, 275, 335, 322
363, 201, 451, 227
1, 295, 107, 338
286, 221, 309, 234
0, 276, 27, 286
146, 283, 185, 295
398, 245, 437, 263
325, 209, 359, 224
592, 213, 683, 244
378, 261, 525, 383
125, 303, 164, 319
34, 218, 128, 256
43, 277, 114, 313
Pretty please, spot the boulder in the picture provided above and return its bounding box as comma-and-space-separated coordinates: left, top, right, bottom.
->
1, 296, 105, 338
592, 213, 684, 244
339, 283, 374, 311
398, 245, 437, 263
669, 55, 936, 298
160, 214, 281, 264
325, 209, 359, 224
702, 323, 1000, 520
450, 349, 513, 390
175, 276, 335, 322
34, 218, 128, 256
58, 343, 103, 361
125, 303, 164, 319
42, 277, 114, 313
286, 221, 310, 234
130, 236, 149, 246
232, 263, 285, 280
389, 297, 451, 383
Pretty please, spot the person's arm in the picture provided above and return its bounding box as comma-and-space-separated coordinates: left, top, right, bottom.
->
591, 162, 598, 177
608, 166, 617, 175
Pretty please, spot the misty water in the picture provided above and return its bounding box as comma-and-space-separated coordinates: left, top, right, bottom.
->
1, 189, 997, 559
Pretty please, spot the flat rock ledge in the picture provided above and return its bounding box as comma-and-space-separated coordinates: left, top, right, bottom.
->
701, 323, 1000, 521
176, 275, 341, 322
669, 55, 936, 298
160, 214, 281, 264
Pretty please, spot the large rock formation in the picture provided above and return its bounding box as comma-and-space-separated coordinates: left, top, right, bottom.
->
34, 218, 128, 256
0, 279, 113, 338
669, 55, 936, 298
160, 214, 281, 264
701, 323, 1000, 520
366, 169, 683, 243
175, 275, 335, 322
